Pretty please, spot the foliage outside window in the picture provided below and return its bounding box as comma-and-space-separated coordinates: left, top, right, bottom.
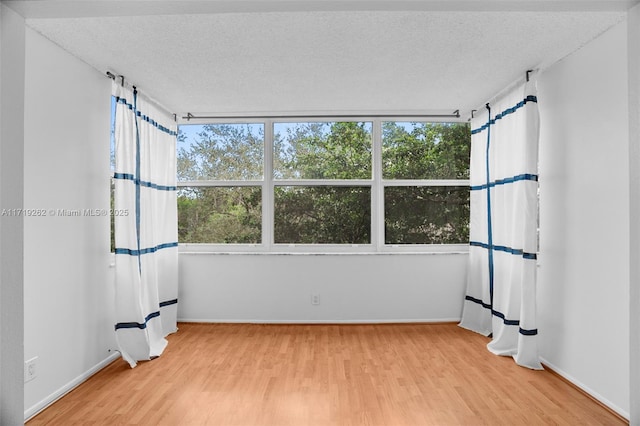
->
274, 186, 371, 244
273, 122, 372, 180
384, 186, 469, 244
177, 124, 263, 244
178, 186, 262, 244
177, 119, 470, 250
272, 122, 372, 244
382, 122, 470, 180
382, 122, 470, 245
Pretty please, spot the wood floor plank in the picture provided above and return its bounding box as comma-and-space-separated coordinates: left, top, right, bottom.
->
28, 323, 627, 425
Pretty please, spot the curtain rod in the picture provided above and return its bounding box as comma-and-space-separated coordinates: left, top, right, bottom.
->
106, 71, 125, 87
471, 69, 536, 118
107, 71, 177, 122
106, 71, 136, 90
182, 110, 461, 121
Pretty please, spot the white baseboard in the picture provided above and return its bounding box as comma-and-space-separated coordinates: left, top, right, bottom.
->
24, 351, 121, 422
177, 318, 461, 324
540, 357, 629, 421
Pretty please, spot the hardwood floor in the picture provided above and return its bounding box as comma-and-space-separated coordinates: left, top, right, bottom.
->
28, 323, 626, 425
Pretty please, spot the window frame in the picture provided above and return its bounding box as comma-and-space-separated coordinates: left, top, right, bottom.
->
177, 116, 470, 254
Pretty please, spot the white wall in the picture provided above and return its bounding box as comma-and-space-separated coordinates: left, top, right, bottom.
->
538, 19, 630, 417
628, 3, 640, 424
23, 27, 117, 419
0, 4, 26, 425
179, 253, 467, 322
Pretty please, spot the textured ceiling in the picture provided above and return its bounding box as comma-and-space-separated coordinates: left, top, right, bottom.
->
13, 1, 633, 118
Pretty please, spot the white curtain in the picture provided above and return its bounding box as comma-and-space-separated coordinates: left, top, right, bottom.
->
112, 82, 178, 368
459, 79, 542, 370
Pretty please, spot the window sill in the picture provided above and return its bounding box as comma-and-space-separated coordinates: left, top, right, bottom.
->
178, 244, 469, 256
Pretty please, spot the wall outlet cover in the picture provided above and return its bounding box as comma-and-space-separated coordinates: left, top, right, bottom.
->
25, 356, 38, 383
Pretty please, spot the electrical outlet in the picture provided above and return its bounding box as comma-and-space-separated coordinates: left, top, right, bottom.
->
311, 293, 320, 305
25, 357, 38, 383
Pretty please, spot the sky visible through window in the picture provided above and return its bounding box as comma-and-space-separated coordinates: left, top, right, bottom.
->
179, 123, 263, 156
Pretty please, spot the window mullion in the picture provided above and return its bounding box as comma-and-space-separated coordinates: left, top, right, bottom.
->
372, 119, 383, 251
263, 119, 274, 250
381, 179, 470, 187
177, 180, 263, 187
272, 179, 372, 186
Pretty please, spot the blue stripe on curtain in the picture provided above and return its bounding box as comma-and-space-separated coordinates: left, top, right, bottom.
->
471, 95, 538, 135
470, 173, 538, 190
469, 241, 537, 260
115, 311, 160, 330
464, 296, 538, 336
465, 295, 491, 309
485, 104, 495, 307
134, 90, 142, 272
115, 96, 178, 137
115, 242, 178, 256
114, 299, 179, 330
114, 172, 178, 191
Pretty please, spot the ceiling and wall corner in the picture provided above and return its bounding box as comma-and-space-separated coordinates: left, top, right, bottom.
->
5, 0, 635, 117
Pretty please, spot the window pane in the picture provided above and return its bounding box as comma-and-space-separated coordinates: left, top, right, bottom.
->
178, 187, 261, 243
178, 124, 264, 181
382, 122, 470, 180
274, 186, 370, 244
385, 186, 469, 244
274, 122, 372, 179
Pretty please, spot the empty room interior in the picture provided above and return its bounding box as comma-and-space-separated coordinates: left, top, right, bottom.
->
1, 0, 640, 424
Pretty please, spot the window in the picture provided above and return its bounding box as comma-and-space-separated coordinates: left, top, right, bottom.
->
177, 123, 264, 244
178, 186, 262, 244
177, 119, 470, 252
273, 122, 371, 180
381, 122, 470, 245
273, 121, 372, 244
